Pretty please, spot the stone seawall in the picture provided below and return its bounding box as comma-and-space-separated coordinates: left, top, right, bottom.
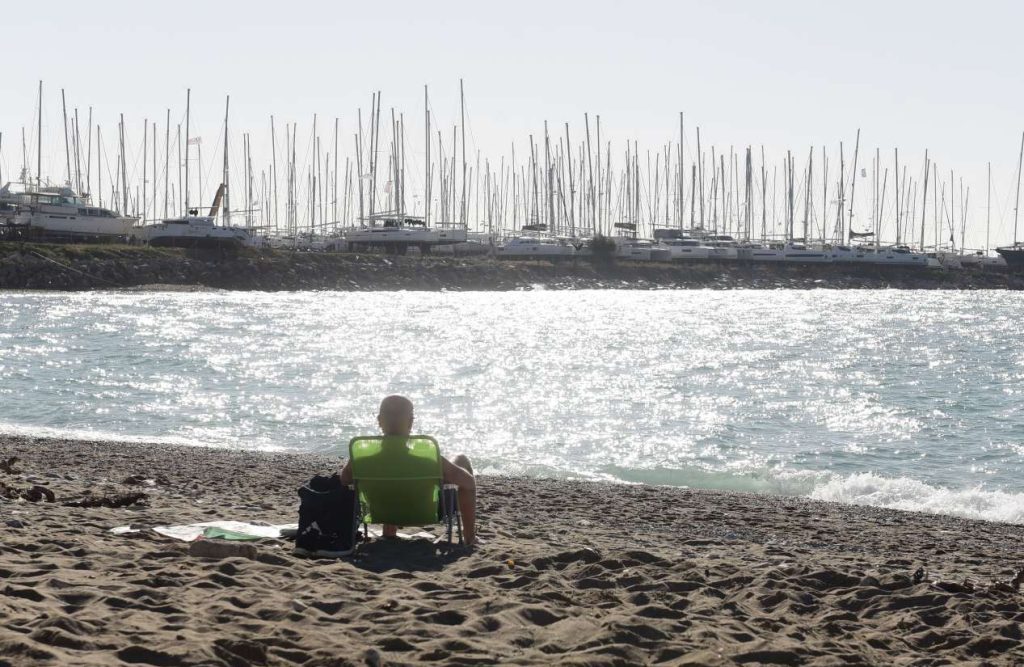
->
1, 244, 1021, 291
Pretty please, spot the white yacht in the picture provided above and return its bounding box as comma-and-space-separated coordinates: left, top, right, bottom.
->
704, 234, 740, 260
0, 182, 135, 238
873, 245, 928, 267
953, 250, 1008, 269
133, 211, 252, 249
497, 235, 576, 259
614, 237, 672, 262
783, 242, 832, 263
662, 237, 713, 261
742, 242, 785, 262
975, 252, 1007, 269
433, 231, 493, 256
344, 213, 467, 254
933, 250, 964, 270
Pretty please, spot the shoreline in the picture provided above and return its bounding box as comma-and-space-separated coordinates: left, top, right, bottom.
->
2, 243, 1023, 291
1, 434, 1022, 665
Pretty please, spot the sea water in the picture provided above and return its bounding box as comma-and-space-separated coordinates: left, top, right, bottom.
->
1, 289, 1022, 523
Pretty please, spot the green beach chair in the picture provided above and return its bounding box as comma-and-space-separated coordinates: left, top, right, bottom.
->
348, 435, 462, 546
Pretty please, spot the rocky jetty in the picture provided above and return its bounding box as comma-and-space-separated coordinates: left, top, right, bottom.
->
1, 243, 1022, 291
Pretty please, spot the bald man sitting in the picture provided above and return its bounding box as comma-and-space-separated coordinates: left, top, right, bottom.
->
340, 396, 477, 546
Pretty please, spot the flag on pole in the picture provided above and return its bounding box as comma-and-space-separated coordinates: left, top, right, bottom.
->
187, 137, 202, 146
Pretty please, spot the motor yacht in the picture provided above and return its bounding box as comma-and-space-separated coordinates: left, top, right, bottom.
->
0, 181, 135, 239
133, 211, 252, 249
497, 235, 576, 259
344, 213, 467, 254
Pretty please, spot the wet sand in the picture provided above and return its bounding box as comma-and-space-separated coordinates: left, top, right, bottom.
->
1, 435, 1022, 666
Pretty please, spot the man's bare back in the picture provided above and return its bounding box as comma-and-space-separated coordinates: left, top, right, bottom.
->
339, 396, 476, 545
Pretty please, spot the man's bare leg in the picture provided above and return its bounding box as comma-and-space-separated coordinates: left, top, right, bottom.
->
449, 454, 476, 545
384, 455, 472, 541
452, 454, 474, 475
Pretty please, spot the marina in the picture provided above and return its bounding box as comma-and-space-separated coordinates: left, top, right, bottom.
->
3, 4, 1024, 665
0, 83, 1020, 273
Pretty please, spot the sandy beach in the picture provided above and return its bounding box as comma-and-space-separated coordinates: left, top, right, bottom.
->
0, 435, 1022, 666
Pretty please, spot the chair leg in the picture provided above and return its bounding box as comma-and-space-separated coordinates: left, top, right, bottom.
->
441, 486, 463, 545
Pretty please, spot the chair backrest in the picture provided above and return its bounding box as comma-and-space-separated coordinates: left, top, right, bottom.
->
348, 435, 442, 526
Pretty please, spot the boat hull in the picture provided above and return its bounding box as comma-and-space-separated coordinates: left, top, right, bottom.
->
996, 246, 1024, 269
25, 210, 133, 238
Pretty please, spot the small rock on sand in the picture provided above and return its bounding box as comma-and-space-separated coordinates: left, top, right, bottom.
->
188, 540, 258, 560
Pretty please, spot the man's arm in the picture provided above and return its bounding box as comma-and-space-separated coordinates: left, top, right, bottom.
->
442, 457, 476, 546
339, 460, 352, 485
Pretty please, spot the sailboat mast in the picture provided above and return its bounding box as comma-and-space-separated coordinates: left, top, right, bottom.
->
73, 109, 82, 193
271, 116, 278, 230
223, 96, 231, 226
36, 81, 42, 189
986, 162, 991, 253
184, 89, 191, 211
460, 79, 467, 226
142, 117, 148, 220
803, 147, 812, 241
847, 129, 860, 243
565, 123, 575, 235
61, 89, 71, 186
696, 128, 704, 228
118, 114, 127, 214
96, 125, 102, 208
678, 112, 684, 229
919, 150, 929, 252
163, 110, 170, 217
85, 108, 93, 195
584, 113, 594, 232
894, 148, 900, 244
334, 117, 339, 225
1013, 131, 1024, 245
152, 122, 157, 221
760, 148, 766, 240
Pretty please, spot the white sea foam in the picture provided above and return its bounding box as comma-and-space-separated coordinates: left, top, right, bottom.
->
0, 422, 288, 452
809, 472, 1024, 525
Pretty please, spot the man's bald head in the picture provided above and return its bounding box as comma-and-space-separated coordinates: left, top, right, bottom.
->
378, 395, 414, 436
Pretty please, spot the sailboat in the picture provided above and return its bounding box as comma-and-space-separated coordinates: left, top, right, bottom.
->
133, 184, 250, 249
996, 132, 1024, 269
131, 90, 250, 249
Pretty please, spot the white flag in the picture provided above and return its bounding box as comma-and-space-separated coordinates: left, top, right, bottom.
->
384, 180, 393, 193
187, 137, 202, 146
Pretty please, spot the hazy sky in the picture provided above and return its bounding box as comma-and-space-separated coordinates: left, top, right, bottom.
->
2, 0, 1023, 246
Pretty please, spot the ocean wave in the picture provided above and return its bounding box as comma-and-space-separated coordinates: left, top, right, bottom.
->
594, 464, 1024, 525
808, 472, 1024, 525
0, 422, 289, 452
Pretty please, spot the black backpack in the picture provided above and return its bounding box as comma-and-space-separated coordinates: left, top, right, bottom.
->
295, 473, 356, 556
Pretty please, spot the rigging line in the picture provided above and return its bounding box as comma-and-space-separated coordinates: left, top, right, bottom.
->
29, 251, 123, 287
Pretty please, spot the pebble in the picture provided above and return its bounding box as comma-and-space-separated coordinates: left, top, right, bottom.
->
188, 540, 258, 561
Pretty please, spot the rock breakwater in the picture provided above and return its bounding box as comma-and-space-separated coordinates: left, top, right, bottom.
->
1, 243, 1021, 291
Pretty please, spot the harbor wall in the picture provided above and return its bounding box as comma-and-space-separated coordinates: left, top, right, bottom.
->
1, 244, 1021, 291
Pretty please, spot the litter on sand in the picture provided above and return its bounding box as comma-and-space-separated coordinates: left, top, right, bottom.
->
109, 521, 435, 542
